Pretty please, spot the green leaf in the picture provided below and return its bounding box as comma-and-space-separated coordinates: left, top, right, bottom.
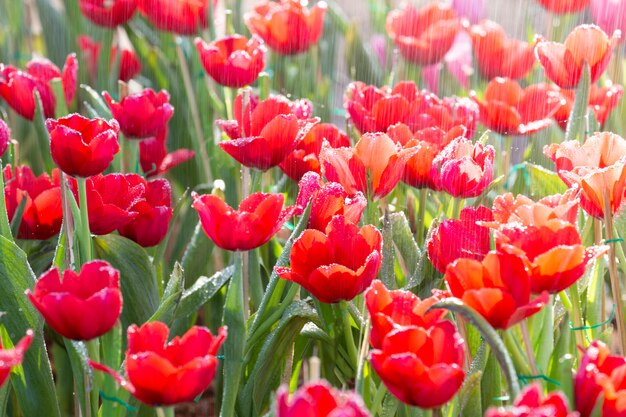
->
509, 162, 567, 199
390, 212, 420, 279
565, 62, 591, 142
149, 263, 185, 325
379, 212, 395, 288
175, 266, 234, 319
548, 315, 575, 403
64, 340, 89, 417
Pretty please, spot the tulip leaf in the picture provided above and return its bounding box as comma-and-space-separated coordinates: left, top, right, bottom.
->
80, 84, 112, 118
148, 262, 185, 325
343, 22, 384, 86
457, 342, 487, 417
33, 91, 55, 171
379, 212, 396, 288
175, 265, 234, 319
390, 212, 420, 280
0, 236, 61, 417
93, 235, 159, 327
64, 340, 90, 417
548, 315, 575, 402
565, 62, 591, 143
509, 162, 567, 200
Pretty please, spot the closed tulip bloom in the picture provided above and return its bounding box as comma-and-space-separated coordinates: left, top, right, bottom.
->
192, 191, 297, 251
3, 165, 63, 240
535, 24, 620, 89
92, 321, 227, 405
26, 54, 79, 110
275, 215, 382, 303
365, 280, 449, 349
79, 0, 138, 27
138, 0, 212, 35
0, 119, 10, 158
536, 0, 590, 13
276, 381, 371, 417
195, 35, 266, 88
445, 251, 550, 329
78, 35, 142, 82
0, 330, 33, 388
486, 384, 577, 417
428, 206, 493, 274
592, 0, 626, 41
46, 114, 120, 177
370, 321, 465, 408
470, 20, 535, 80
138, 128, 195, 178
103, 89, 174, 139
490, 190, 579, 226
245, 0, 327, 55
26, 261, 122, 341
386, 3, 461, 66
553, 83, 623, 130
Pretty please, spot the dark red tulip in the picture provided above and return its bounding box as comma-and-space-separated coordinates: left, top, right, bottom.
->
79, 0, 138, 27
471, 78, 563, 136
295, 171, 366, 232
118, 178, 172, 247
0, 330, 33, 388
370, 321, 465, 408
470, 20, 535, 80
3, 165, 63, 240
46, 114, 120, 177
554, 83, 623, 130
485, 384, 577, 417
192, 191, 297, 251
276, 381, 371, 417
0, 65, 55, 120
195, 35, 266, 88
427, 206, 493, 274
26, 261, 122, 341
138, 0, 212, 35
103, 89, 174, 139
536, 0, 590, 13
535, 24, 620, 89
275, 215, 382, 303
365, 280, 449, 349
139, 128, 195, 178
0, 119, 10, 158
279, 123, 350, 182
245, 0, 327, 55
78, 35, 142, 83
91, 321, 227, 405
445, 251, 550, 329
217, 93, 319, 170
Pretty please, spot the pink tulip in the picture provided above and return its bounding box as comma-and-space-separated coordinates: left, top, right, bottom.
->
591, 0, 626, 40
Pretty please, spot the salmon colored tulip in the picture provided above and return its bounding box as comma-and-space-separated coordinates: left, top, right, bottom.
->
489, 190, 579, 227
536, 0, 590, 13
486, 384, 577, 417
0, 330, 33, 388
276, 381, 371, 417
553, 83, 623, 130
79, 0, 138, 27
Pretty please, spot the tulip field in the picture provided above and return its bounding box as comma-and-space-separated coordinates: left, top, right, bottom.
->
4, 0, 626, 415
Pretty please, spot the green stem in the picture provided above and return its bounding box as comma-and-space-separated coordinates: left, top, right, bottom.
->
519, 320, 538, 375
0, 162, 12, 240
77, 177, 92, 264
97, 30, 115, 91
568, 283, 586, 350
451, 197, 463, 219
224, 86, 235, 121
86, 339, 100, 417
416, 188, 427, 247
156, 407, 174, 417
339, 301, 358, 369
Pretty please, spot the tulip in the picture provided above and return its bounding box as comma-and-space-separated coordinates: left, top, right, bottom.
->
553, 83, 623, 130
386, 3, 461, 66
118, 178, 172, 247
25, 55, 79, 110
485, 384, 577, 417
591, 0, 626, 40
370, 321, 465, 408
276, 381, 371, 417
138, 0, 212, 35
422, 32, 474, 95
295, 171, 366, 232
427, 206, 493, 274
365, 280, 449, 349
470, 20, 536, 80
3, 165, 63, 240
192, 191, 297, 251
138, 128, 195, 177
91, 321, 227, 405
78, 35, 142, 82
245, 0, 327, 55
79, 0, 138, 27
46, 114, 120, 178
275, 215, 382, 303
103, 89, 174, 139
279, 123, 350, 182
536, 0, 590, 13
535, 24, 620, 89
490, 190, 579, 226
452, 0, 485, 24
217, 93, 319, 170
0, 330, 33, 388
431, 136, 495, 198
195, 35, 266, 88
26, 261, 122, 341
445, 251, 550, 329
0, 119, 10, 158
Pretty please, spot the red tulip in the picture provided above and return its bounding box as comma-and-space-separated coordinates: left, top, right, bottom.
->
138, 128, 195, 177
490, 190, 579, 226
118, 178, 172, 247
365, 280, 449, 349
295, 171, 366, 232
195, 35, 266, 88
386, 3, 461, 66
535, 24, 620, 89
486, 384, 577, 417
554, 83, 623, 130
245, 0, 327, 55
276, 381, 371, 417
78, 35, 142, 83
103, 89, 174, 139
536, 0, 590, 13
431, 136, 494, 198
192, 191, 296, 251
3, 165, 63, 240
370, 321, 465, 408
91, 321, 227, 405
275, 215, 382, 303
217, 93, 319, 170
427, 206, 493, 274
445, 251, 549, 329
471, 78, 563, 136
26, 261, 122, 341
0, 330, 33, 388
279, 123, 350, 182
138, 0, 212, 35
79, 0, 138, 27
470, 20, 535, 80
0, 119, 10, 158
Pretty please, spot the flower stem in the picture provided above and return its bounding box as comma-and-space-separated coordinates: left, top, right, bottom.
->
77, 177, 92, 264
339, 301, 359, 369
568, 283, 586, 350
451, 197, 463, 219
520, 320, 538, 375
416, 188, 427, 247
